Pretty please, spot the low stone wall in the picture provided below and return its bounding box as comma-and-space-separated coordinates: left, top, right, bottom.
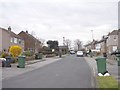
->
107, 54, 117, 60
45, 54, 56, 58
26, 56, 35, 61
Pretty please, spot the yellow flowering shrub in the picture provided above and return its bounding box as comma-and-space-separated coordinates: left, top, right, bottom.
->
9, 45, 22, 57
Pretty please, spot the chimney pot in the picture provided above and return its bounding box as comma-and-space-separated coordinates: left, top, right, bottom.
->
26, 30, 28, 33
8, 26, 11, 32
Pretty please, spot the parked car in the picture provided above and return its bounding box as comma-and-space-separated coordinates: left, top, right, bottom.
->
70, 50, 75, 54
76, 51, 84, 57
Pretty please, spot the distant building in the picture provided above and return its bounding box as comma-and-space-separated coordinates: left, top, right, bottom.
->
96, 36, 108, 54
18, 31, 41, 53
107, 30, 118, 53
0, 27, 24, 52
84, 30, 120, 58
59, 46, 68, 54
84, 43, 92, 51
84, 40, 97, 51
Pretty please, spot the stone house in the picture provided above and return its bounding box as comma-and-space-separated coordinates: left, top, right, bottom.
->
118, 29, 120, 50
107, 30, 118, 54
0, 27, 24, 52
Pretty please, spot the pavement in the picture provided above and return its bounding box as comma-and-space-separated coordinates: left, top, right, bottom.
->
2, 55, 65, 80
2, 55, 94, 88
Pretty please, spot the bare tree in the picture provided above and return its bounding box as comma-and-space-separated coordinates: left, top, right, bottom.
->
86, 40, 91, 44
65, 39, 71, 50
74, 39, 82, 51
38, 38, 45, 47
35, 37, 45, 53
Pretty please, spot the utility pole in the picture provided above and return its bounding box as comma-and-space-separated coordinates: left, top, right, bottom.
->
91, 30, 94, 41
63, 37, 66, 54
63, 37, 65, 46
118, 2, 120, 50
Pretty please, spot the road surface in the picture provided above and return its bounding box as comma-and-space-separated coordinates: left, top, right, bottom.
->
2, 55, 94, 88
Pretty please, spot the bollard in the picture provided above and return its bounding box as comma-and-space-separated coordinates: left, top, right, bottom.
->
116, 54, 120, 66
59, 53, 62, 58
90, 52, 93, 58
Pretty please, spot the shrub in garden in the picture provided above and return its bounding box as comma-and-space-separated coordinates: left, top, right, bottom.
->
1, 52, 9, 58
9, 45, 22, 57
22, 50, 33, 57
96, 52, 101, 56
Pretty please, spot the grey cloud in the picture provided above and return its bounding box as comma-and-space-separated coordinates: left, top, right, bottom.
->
0, 1, 118, 45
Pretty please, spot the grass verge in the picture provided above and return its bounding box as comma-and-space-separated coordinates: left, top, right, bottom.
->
97, 76, 119, 90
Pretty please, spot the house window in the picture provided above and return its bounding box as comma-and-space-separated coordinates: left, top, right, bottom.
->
10, 38, 13, 43
14, 38, 18, 44
113, 46, 117, 52
114, 36, 117, 41
18, 39, 22, 44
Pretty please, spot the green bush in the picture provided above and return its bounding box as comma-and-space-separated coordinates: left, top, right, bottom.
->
22, 51, 33, 57
1, 52, 9, 58
96, 52, 101, 56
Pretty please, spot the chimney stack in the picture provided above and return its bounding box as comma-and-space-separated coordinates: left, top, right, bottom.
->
26, 30, 28, 33
8, 26, 11, 32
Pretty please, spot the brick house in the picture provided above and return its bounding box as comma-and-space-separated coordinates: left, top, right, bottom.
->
18, 31, 41, 53
0, 27, 24, 52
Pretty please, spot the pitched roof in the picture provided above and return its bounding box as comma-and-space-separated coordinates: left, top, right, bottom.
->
84, 40, 98, 47
97, 36, 108, 44
19, 31, 41, 43
0, 27, 23, 39
108, 30, 118, 35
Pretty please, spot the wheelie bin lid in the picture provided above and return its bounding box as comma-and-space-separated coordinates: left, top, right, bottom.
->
95, 57, 106, 61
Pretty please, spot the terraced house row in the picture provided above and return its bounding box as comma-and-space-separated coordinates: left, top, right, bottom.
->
0, 26, 42, 53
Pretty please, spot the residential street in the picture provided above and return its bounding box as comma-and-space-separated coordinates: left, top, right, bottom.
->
2, 55, 94, 88
0, 1, 119, 89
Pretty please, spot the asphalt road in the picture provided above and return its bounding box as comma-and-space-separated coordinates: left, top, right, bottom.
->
2, 55, 94, 88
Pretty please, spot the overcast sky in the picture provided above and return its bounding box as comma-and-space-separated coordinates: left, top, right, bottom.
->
0, 0, 119, 46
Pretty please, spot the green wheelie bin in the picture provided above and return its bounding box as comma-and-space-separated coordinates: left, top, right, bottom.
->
95, 57, 107, 74
38, 53, 43, 59
17, 56, 26, 68
116, 55, 120, 66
